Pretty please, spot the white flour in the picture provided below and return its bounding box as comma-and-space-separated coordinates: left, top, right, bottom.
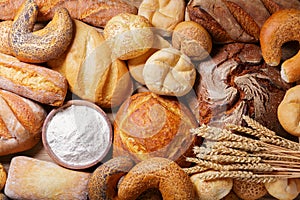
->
46, 105, 111, 167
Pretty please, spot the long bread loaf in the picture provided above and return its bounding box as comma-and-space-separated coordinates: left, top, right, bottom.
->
0, 0, 137, 27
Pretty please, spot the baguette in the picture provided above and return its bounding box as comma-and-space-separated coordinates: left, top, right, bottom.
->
0, 89, 46, 156
0, 0, 137, 27
0, 53, 68, 106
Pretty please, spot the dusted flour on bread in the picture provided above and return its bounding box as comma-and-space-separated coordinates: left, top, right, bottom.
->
189, 43, 293, 139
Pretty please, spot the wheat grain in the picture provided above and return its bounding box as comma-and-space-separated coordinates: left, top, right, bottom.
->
183, 165, 208, 174
225, 123, 263, 138
242, 115, 276, 137
196, 154, 261, 164
261, 136, 300, 151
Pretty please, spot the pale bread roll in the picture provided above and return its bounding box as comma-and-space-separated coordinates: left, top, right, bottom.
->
4, 156, 90, 200
128, 33, 171, 84
143, 47, 196, 96
48, 20, 133, 108
138, 0, 185, 36
265, 178, 300, 200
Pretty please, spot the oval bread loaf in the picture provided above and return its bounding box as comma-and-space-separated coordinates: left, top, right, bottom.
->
0, 89, 46, 156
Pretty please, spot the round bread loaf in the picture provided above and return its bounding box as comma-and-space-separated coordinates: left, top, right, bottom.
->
189, 43, 294, 140
113, 92, 199, 167
233, 179, 267, 200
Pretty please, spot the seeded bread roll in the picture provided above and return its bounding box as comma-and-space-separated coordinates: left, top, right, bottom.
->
0, 53, 68, 106
0, 89, 46, 156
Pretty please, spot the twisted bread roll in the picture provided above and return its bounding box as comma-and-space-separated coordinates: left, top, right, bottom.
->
0, 0, 137, 27
0, 89, 46, 156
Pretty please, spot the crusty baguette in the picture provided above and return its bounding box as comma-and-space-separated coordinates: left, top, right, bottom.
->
0, 52, 68, 106
0, 0, 137, 27
0, 89, 46, 156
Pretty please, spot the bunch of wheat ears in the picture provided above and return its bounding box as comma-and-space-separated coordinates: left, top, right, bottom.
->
184, 115, 300, 183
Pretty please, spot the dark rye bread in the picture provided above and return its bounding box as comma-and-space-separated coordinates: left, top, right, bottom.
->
188, 43, 295, 140
186, 0, 300, 43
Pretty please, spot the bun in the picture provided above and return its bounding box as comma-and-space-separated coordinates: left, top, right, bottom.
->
113, 92, 199, 167
277, 85, 300, 137
0, 52, 68, 106
190, 43, 293, 139
233, 179, 267, 200
48, 20, 133, 108
143, 47, 196, 97
103, 13, 153, 60
265, 178, 300, 200
138, 0, 185, 36
0, 89, 46, 156
0, 0, 137, 27
186, 0, 300, 43
172, 21, 212, 61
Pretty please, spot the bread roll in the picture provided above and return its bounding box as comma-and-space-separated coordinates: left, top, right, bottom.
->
233, 179, 267, 200
47, 20, 133, 108
0, 52, 68, 106
128, 33, 171, 84
113, 92, 199, 167
0, 89, 46, 156
4, 156, 90, 200
265, 178, 300, 200
138, 0, 185, 36
143, 47, 196, 97
172, 21, 212, 61
103, 13, 153, 60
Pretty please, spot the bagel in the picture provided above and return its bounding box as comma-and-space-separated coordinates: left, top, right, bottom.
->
117, 157, 196, 200
260, 9, 300, 83
88, 157, 135, 200
9, 0, 73, 63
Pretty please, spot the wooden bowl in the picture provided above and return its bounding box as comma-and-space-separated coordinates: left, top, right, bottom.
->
42, 100, 112, 170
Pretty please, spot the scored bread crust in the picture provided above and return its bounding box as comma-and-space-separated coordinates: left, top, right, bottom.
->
0, 89, 46, 156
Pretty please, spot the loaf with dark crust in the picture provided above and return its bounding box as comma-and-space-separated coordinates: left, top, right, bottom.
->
0, 89, 46, 156
189, 43, 294, 140
0, 0, 137, 27
186, 0, 300, 43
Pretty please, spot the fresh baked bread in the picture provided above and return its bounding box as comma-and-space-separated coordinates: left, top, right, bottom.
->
0, 52, 68, 106
138, 0, 185, 36
189, 43, 293, 140
143, 47, 196, 97
186, 0, 300, 43
103, 13, 153, 60
113, 92, 199, 167
47, 20, 133, 108
4, 156, 90, 200
0, 89, 46, 156
0, 0, 137, 27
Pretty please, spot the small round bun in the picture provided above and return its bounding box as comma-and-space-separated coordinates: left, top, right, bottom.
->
172, 21, 212, 61
143, 47, 196, 96
265, 178, 300, 200
278, 85, 300, 137
191, 172, 233, 200
103, 13, 153, 60
233, 179, 267, 200
138, 0, 185, 36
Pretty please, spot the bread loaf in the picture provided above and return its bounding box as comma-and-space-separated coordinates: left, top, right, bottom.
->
0, 89, 46, 156
0, 0, 137, 27
113, 92, 199, 167
47, 20, 133, 108
189, 43, 294, 140
0, 53, 68, 106
4, 156, 90, 200
186, 0, 300, 43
